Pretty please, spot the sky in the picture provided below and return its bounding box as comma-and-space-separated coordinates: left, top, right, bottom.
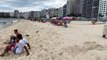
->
0, 0, 67, 12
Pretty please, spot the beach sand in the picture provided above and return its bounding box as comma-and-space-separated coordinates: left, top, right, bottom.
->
0, 20, 107, 60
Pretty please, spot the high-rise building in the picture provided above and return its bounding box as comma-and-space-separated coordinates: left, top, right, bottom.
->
0, 12, 4, 18
91, 0, 99, 18
98, 0, 107, 20
34, 11, 40, 18
24, 12, 30, 19
66, 0, 75, 16
82, 0, 99, 18
66, 0, 83, 16
63, 4, 67, 17
82, 0, 93, 18
10, 12, 14, 17
14, 10, 19, 18
0, 12, 10, 18
66, 0, 71, 15
40, 9, 48, 18
4, 12, 10, 18
58, 7, 63, 17
48, 8, 58, 17
19, 12, 30, 19
29, 11, 35, 18
73, 0, 84, 16
19, 12, 24, 18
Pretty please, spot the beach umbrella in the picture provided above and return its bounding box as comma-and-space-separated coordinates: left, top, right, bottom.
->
52, 17, 58, 20
62, 17, 73, 20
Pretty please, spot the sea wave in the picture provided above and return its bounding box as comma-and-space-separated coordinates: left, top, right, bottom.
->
0, 18, 19, 29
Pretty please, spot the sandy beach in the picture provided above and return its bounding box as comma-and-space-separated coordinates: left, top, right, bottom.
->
0, 20, 107, 60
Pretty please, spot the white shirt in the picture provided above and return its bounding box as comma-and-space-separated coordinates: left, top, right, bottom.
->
15, 38, 28, 54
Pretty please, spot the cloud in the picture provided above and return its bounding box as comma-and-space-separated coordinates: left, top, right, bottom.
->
0, 0, 67, 12
0, 6, 12, 10
0, 6, 13, 12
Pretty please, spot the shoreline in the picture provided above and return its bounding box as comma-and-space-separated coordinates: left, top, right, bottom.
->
0, 19, 20, 30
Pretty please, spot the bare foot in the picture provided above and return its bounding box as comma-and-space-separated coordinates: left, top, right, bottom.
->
0, 54, 4, 57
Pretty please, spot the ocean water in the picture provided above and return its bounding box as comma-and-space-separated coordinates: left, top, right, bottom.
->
0, 18, 19, 29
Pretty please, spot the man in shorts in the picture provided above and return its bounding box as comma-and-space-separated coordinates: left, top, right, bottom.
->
0, 34, 30, 56
4, 29, 31, 49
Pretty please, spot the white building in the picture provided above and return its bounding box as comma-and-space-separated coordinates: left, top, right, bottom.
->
34, 11, 40, 18
66, 0, 71, 15
40, 9, 48, 17
14, 10, 20, 18
10, 12, 14, 17
66, 0, 75, 15
19, 12, 30, 19
24, 12, 30, 19
49, 8, 58, 17
98, 0, 107, 20
58, 7, 63, 17
19, 12, 24, 18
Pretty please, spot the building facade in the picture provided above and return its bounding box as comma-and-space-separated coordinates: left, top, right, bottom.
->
66, 0, 84, 16
98, 0, 107, 20
66, 0, 71, 15
34, 11, 40, 18
48, 8, 58, 17
82, 0, 93, 18
58, 7, 63, 17
63, 4, 67, 17
40, 9, 48, 18
66, 0, 75, 16
29, 11, 35, 18
73, 0, 84, 16
10, 12, 14, 17
4, 12, 10, 18
82, 0, 99, 19
91, 0, 99, 18
14, 10, 19, 18
0, 12, 10, 18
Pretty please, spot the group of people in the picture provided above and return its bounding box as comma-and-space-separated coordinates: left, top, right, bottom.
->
0, 29, 31, 57
50, 19, 68, 27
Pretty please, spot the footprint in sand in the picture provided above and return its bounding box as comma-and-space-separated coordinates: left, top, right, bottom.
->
61, 45, 84, 57
96, 57, 101, 60
83, 41, 104, 51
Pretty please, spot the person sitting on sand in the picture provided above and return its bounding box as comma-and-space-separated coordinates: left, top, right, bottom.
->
4, 29, 19, 44
4, 35, 16, 44
14, 29, 31, 49
4, 29, 31, 49
0, 34, 30, 56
